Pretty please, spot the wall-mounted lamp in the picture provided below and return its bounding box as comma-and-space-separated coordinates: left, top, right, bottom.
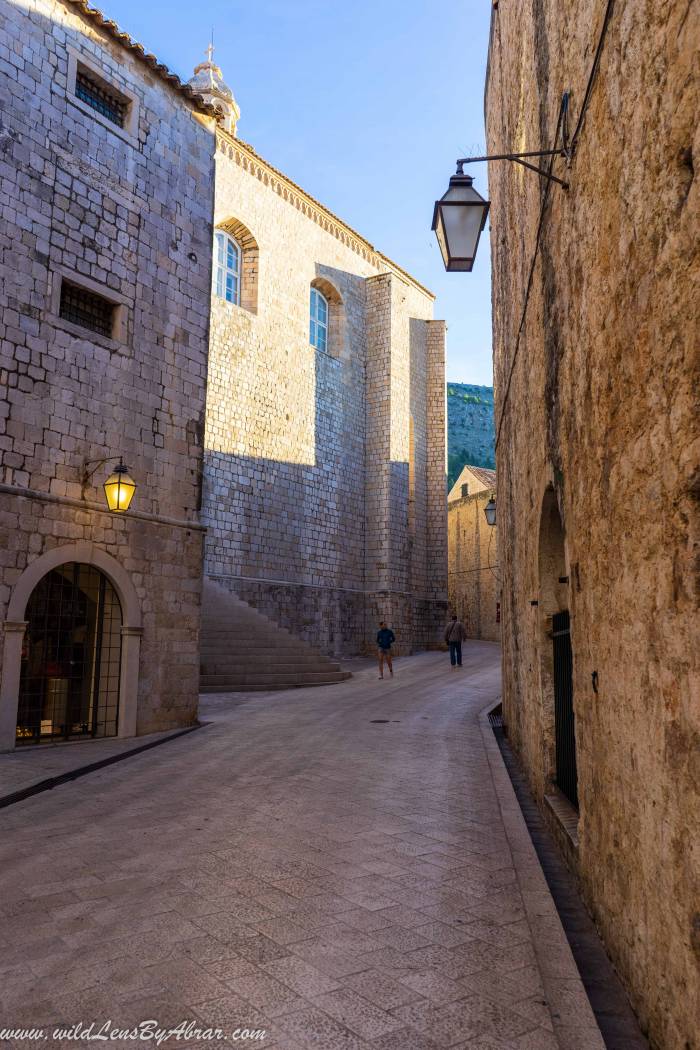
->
82, 457, 137, 513
431, 167, 490, 272
433, 93, 571, 271
484, 495, 497, 527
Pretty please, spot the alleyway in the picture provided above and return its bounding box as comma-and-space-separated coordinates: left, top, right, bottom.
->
0, 647, 603, 1050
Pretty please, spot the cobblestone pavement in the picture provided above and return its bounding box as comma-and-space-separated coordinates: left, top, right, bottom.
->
0, 729, 195, 802
0, 646, 604, 1050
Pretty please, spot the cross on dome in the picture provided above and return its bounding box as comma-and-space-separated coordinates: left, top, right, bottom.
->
187, 44, 240, 136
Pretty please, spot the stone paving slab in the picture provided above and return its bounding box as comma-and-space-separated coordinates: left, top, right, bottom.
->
0, 647, 605, 1050
0, 727, 200, 803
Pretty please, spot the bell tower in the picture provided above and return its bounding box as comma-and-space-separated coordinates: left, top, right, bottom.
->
188, 44, 240, 136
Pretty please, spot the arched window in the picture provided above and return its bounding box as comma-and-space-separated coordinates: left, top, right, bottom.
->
310, 286, 328, 352
213, 231, 241, 305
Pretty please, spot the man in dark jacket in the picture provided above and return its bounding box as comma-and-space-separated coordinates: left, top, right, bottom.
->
445, 615, 466, 668
376, 622, 395, 679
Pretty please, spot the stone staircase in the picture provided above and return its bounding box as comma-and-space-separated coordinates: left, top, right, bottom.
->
199, 579, 352, 692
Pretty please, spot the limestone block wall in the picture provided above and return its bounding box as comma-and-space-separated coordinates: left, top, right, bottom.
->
425, 320, 449, 642
448, 491, 500, 642
203, 134, 447, 655
486, 1, 699, 1046
0, 0, 215, 735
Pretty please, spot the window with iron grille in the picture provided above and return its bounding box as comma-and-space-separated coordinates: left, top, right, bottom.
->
75, 66, 128, 128
59, 280, 116, 338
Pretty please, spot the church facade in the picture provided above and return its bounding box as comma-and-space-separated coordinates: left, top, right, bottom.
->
197, 59, 448, 656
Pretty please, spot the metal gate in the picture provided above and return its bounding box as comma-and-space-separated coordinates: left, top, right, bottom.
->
552, 609, 578, 808
16, 563, 122, 745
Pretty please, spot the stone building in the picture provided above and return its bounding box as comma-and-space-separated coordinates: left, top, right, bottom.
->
196, 61, 448, 657
447, 468, 499, 642
0, 0, 216, 748
447, 463, 496, 504
0, 0, 448, 740
485, 1, 699, 1046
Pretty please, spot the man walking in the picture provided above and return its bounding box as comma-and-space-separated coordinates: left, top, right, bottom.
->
445, 614, 465, 668
376, 621, 395, 679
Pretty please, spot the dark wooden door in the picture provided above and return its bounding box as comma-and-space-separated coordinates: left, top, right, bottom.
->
553, 610, 578, 808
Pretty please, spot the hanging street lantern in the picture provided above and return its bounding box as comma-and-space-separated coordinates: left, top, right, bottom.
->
484, 495, 497, 527
433, 94, 572, 274
432, 162, 490, 272
103, 461, 137, 513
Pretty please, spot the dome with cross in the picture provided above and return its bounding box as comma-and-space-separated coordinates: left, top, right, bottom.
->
188, 45, 240, 135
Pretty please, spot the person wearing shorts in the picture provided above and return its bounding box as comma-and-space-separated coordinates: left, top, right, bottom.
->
376, 622, 395, 679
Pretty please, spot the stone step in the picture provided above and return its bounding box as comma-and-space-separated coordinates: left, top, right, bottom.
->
200, 684, 289, 692
200, 629, 304, 641
200, 671, 352, 689
200, 619, 297, 632
200, 578, 351, 692
200, 651, 342, 665
199, 643, 319, 656
200, 659, 343, 673
200, 635, 312, 646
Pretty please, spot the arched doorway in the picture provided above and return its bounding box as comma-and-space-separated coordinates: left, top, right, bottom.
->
538, 487, 578, 808
16, 564, 122, 745
1, 542, 142, 751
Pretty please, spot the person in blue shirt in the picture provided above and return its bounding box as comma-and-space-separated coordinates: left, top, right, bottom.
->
376, 622, 395, 679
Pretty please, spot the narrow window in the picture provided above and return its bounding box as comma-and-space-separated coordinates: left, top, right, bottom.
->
214, 231, 241, 305
59, 280, 115, 338
75, 65, 128, 128
310, 287, 328, 352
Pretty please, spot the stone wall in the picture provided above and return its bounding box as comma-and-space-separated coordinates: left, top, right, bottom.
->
0, 0, 215, 739
447, 491, 500, 642
485, 1, 699, 1046
203, 133, 447, 655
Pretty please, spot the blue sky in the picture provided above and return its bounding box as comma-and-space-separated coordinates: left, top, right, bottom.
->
104, 0, 493, 385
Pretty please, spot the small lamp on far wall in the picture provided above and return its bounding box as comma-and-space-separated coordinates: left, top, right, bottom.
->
484, 495, 497, 527
103, 461, 137, 513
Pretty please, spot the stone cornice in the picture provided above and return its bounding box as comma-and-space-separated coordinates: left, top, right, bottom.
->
0, 484, 205, 533
216, 130, 435, 301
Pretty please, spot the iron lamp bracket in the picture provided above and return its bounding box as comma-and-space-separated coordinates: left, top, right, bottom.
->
457, 91, 573, 189
80, 456, 125, 499
455, 150, 570, 189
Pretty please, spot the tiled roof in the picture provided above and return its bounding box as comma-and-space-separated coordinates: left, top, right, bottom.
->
64, 0, 218, 117
467, 466, 497, 487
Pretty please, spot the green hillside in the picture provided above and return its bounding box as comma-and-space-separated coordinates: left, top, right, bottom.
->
447, 383, 495, 489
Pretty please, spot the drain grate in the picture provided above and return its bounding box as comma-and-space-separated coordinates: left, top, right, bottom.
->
487, 703, 503, 729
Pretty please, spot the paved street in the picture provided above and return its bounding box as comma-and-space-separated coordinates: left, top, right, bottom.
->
0, 647, 603, 1050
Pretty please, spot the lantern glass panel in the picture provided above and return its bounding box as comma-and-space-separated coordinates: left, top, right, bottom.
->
444, 203, 485, 258
435, 213, 450, 268
432, 173, 489, 271
104, 470, 136, 513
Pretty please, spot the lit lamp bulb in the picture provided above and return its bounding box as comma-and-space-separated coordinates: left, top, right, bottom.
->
103, 461, 137, 513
